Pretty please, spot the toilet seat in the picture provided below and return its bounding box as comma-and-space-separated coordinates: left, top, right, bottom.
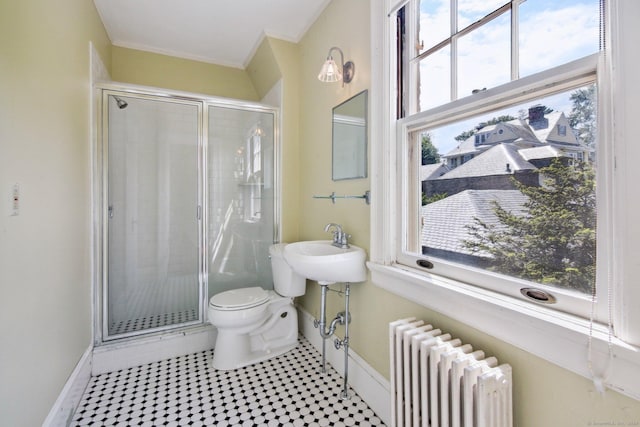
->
209, 287, 269, 311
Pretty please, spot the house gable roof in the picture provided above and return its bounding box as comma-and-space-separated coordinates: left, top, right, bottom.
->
518, 145, 563, 161
437, 143, 536, 180
444, 111, 583, 161
525, 111, 580, 146
420, 163, 450, 181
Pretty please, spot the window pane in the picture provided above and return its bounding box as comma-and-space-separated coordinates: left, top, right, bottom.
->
419, 0, 450, 53
458, 0, 508, 28
520, 0, 600, 77
457, 11, 511, 98
418, 45, 451, 111
419, 84, 597, 294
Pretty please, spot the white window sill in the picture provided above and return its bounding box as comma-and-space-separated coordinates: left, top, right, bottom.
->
367, 261, 640, 401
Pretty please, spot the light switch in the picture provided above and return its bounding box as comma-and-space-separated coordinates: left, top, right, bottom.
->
10, 183, 19, 216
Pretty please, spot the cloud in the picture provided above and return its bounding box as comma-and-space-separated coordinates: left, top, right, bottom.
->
519, 3, 599, 75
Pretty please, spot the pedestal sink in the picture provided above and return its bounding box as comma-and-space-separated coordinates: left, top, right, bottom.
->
283, 240, 366, 284
285, 239, 366, 399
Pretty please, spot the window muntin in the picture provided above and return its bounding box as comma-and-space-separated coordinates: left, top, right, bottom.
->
397, 0, 603, 317
411, 0, 601, 114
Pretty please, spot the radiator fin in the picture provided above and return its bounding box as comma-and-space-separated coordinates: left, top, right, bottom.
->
390, 318, 513, 427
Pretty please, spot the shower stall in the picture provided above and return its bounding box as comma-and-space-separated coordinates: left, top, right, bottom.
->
95, 85, 279, 343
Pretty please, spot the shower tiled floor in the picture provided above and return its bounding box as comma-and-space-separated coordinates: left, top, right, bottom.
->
72, 336, 386, 426
109, 309, 198, 335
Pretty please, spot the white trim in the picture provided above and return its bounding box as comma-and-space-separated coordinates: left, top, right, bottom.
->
368, 262, 640, 401
92, 326, 216, 375
609, 0, 640, 347
370, 0, 640, 402
370, 0, 397, 266
42, 347, 93, 427
297, 306, 391, 426
394, 59, 601, 320
90, 42, 110, 347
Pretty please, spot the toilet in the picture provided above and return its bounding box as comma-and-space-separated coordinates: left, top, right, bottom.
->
207, 243, 306, 370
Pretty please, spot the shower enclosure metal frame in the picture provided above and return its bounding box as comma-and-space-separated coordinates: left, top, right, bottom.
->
93, 83, 281, 345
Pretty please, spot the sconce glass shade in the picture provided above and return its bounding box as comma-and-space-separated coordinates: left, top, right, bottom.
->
318, 47, 355, 86
318, 57, 343, 83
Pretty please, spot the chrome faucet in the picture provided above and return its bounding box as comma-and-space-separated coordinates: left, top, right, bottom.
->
324, 223, 351, 249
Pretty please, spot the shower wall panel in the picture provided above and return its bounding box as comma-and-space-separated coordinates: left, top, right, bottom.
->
206, 106, 276, 298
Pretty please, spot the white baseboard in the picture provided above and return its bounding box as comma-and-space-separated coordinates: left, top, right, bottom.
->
92, 325, 216, 375
297, 306, 391, 426
42, 346, 93, 427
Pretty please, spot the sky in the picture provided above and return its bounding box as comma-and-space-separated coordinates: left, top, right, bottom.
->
415, 0, 600, 154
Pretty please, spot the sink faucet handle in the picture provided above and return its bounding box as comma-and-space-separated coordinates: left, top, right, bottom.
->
324, 223, 350, 248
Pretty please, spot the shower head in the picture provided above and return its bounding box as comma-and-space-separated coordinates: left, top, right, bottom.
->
113, 96, 128, 109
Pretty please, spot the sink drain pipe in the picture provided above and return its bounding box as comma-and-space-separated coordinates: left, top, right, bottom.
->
313, 282, 352, 400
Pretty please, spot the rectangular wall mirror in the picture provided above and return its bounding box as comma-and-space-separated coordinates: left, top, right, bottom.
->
332, 90, 368, 180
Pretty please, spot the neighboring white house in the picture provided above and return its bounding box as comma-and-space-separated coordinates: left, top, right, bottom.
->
441, 105, 591, 169
421, 105, 593, 261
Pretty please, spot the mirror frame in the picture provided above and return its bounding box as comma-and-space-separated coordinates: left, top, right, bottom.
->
332, 90, 368, 181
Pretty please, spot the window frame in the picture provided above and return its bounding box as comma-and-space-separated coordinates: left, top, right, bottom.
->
398, 54, 603, 321
369, 0, 640, 400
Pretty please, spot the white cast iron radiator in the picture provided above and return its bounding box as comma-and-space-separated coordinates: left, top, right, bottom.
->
389, 318, 513, 427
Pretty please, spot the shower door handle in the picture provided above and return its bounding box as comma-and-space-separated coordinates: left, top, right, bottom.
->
108, 205, 114, 219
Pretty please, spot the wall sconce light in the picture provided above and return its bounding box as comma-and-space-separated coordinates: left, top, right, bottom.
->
317, 47, 355, 87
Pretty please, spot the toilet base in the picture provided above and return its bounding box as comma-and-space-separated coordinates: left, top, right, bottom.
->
211, 301, 299, 370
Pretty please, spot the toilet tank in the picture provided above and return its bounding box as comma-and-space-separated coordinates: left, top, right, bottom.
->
269, 243, 306, 297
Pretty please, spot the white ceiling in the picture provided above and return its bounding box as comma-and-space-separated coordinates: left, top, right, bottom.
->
94, 0, 331, 69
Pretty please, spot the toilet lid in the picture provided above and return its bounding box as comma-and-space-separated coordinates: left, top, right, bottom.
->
210, 287, 269, 310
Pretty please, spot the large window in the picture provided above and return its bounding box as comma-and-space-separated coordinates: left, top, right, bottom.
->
396, 0, 603, 318
371, 0, 640, 401
407, 0, 601, 113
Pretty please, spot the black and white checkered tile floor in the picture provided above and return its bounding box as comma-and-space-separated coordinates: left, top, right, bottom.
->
109, 309, 199, 335
72, 336, 385, 426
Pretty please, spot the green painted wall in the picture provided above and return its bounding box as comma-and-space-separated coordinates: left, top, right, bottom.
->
0, 0, 111, 425
294, 0, 640, 426
246, 37, 301, 242
0, 0, 638, 425
112, 46, 259, 100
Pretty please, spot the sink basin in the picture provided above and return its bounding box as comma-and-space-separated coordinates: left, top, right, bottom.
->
283, 240, 367, 284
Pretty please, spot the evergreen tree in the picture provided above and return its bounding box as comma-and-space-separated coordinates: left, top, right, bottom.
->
421, 133, 440, 165
464, 159, 596, 293
568, 84, 597, 147
422, 192, 447, 206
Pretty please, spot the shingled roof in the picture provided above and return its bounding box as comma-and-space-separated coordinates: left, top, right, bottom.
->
421, 189, 529, 257
436, 143, 537, 180
420, 163, 450, 181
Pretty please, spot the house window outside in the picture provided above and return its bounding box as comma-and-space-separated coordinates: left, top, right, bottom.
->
397, 0, 602, 317
558, 124, 567, 136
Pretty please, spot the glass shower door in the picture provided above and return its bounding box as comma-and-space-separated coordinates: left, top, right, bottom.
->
207, 106, 276, 297
106, 94, 201, 338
